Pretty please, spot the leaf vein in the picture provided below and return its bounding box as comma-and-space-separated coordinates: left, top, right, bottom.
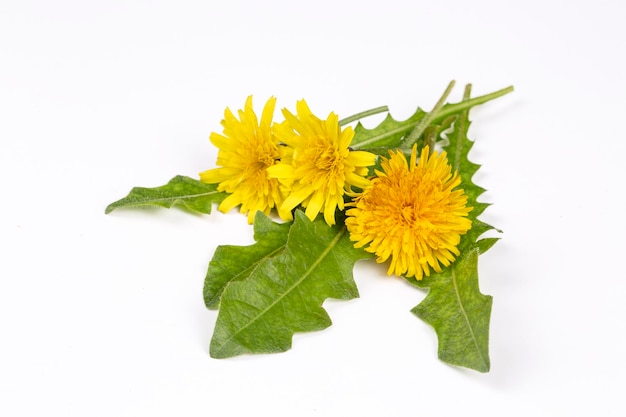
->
451, 266, 487, 368
351, 125, 412, 149
129, 190, 222, 203
210, 244, 287, 307
215, 227, 347, 353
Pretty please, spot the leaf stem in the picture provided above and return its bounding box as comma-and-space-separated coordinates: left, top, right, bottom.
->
424, 127, 438, 155
463, 83, 473, 100
450, 83, 473, 172
338, 105, 389, 126
401, 83, 514, 151
434, 84, 514, 124
401, 80, 456, 151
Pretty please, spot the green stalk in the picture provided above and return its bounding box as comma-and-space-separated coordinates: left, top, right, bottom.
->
451, 83, 473, 169
338, 105, 389, 126
433, 84, 514, 124
401, 80, 456, 151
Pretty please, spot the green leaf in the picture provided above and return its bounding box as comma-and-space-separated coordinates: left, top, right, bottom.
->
105, 175, 227, 214
411, 248, 492, 372
203, 212, 291, 309
442, 85, 501, 253
209, 210, 371, 358
350, 107, 428, 152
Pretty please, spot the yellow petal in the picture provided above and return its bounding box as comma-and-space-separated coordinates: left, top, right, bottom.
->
348, 150, 376, 167
218, 193, 242, 213
305, 191, 325, 222
281, 186, 313, 212
199, 167, 240, 184
266, 163, 295, 179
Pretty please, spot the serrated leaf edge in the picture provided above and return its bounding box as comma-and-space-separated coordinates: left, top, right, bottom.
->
210, 226, 348, 356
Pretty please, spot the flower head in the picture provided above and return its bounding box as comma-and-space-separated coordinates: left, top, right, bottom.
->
267, 100, 376, 226
199, 96, 291, 223
345, 145, 472, 279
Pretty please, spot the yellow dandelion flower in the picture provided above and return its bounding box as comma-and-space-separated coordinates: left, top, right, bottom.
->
266, 99, 376, 226
199, 96, 292, 223
345, 145, 472, 279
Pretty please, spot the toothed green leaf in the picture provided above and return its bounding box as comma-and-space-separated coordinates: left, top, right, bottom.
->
209, 210, 371, 358
105, 175, 226, 214
411, 248, 492, 372
203, 212, 291, 309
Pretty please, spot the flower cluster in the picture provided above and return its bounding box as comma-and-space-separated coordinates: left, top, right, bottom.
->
201, 97, 473, 279
200, 96, 376, 226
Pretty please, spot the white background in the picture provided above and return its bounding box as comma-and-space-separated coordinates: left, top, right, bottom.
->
1, 0, 624, 415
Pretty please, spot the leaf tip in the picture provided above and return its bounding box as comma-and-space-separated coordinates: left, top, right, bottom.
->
104, 203, 116, 214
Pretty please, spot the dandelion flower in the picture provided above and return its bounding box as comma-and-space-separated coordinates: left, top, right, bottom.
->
199, 96, 291, 223
345, 145, 472, 279
267, 99, 376, 226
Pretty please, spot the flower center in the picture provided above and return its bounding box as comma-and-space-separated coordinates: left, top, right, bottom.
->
401, 205, 417, 224
296, 139, 346, 185
257, 152, 275, 168
313, 142, 341, 171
